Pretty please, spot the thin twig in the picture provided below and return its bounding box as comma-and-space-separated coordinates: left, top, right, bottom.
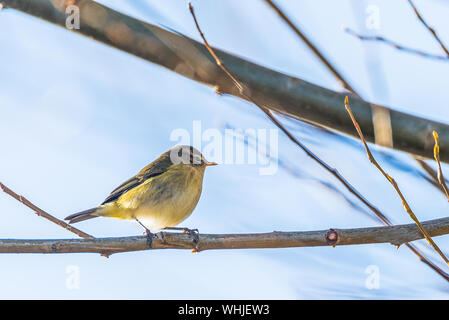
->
188, 2, 395, 229
263, 0, 357, 94
264, 0, 449, 280
189, 3, 449, 273
404, 242, 449, 280
407, 0, 449, 57
2, 216, 449, 254
433, 131, 449, 201
344, 27, 448, 61
343, 5, 449, 197
415, 157, 447, 191
0, 182, 94, 239
190, 1, 449, 279
345, 96, 449, 266
344, 3, 449, 194
264, 0, 444, 198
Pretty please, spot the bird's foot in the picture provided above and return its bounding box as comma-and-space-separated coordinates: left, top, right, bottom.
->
164, 227, 199, 252
144, 229, 153, 248
183, 227, 199, 235
187, 228, 200, 252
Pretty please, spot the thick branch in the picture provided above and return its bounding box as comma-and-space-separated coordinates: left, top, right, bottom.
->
2, 216, 449, 254
2, 0, 449, 162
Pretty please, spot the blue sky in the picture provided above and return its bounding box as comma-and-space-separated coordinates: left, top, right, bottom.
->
1, 0, 449, 299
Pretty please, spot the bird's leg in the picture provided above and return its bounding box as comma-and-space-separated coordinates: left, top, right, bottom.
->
163, 227, 199, 251
135, 218, 153, 248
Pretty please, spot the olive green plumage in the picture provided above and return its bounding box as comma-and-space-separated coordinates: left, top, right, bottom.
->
65, 145, 216, 231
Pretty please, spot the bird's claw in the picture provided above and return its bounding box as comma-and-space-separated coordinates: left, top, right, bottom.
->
183, 228, 199, 252
182, 227, 198, 235
162, 227, 200, 251
144, 229, 153, 248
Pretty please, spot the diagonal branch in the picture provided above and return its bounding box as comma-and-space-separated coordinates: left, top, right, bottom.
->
188, 2, 449, 280
262, 0, 447, 200
263, 0, 449, 279
188, 2, 394, 230
0, 182, 93, 239
2, 0, 449, 162
345, 97, 449, 266
407, 0, 449, 57
263, 0, 357, 94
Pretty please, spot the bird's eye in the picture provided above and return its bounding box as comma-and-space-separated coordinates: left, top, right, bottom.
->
192, 155, 202, 165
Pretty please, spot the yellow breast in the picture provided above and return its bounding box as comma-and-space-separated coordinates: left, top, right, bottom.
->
101, 164, 206, 231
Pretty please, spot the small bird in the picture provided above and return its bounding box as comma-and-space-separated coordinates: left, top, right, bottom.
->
65, 145, 217, 235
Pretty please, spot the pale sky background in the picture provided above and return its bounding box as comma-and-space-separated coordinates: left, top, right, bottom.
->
1, 0, 449, 299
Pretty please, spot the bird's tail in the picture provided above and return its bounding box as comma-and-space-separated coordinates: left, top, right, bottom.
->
65, 208, 99, 224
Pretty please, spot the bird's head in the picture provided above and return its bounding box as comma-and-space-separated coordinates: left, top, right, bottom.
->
168, 145, 217, 169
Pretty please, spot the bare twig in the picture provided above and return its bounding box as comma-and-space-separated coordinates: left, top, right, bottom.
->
415, 158, 447, 191
407, 0, 449, 57
0, 182, 93, 239
345, 97, 449, 266
262, 0, 445, 203
263, 0, 357, 94
2, 216, 449, 254
344, 27, 448, 61
262, 0, 449, 280
433, 131, 449, 201
189, 4, 449, 277
404, 242, 449, 280
342, 6, 449, 195
190, 1, 449, 279
263, 0, 445, 195
188, 2, 395, 229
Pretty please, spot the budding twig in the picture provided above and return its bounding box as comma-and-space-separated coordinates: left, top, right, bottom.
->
263, 0, 449, 280
345, 96, 449, 266
188, 2, 390, 226
188, 1, 449, 275
433, 131, 449, 201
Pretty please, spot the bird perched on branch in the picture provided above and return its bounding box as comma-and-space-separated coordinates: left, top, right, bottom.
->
65, 145, 217, 240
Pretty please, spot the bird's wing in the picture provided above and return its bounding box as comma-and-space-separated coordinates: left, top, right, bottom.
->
101, 172, 162, 205
101, 152, 173, 205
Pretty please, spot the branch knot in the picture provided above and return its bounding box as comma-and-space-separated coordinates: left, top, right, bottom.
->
325, 229, 338, 247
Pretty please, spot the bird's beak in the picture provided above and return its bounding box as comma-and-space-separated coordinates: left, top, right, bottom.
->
205, 162, 218, 166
